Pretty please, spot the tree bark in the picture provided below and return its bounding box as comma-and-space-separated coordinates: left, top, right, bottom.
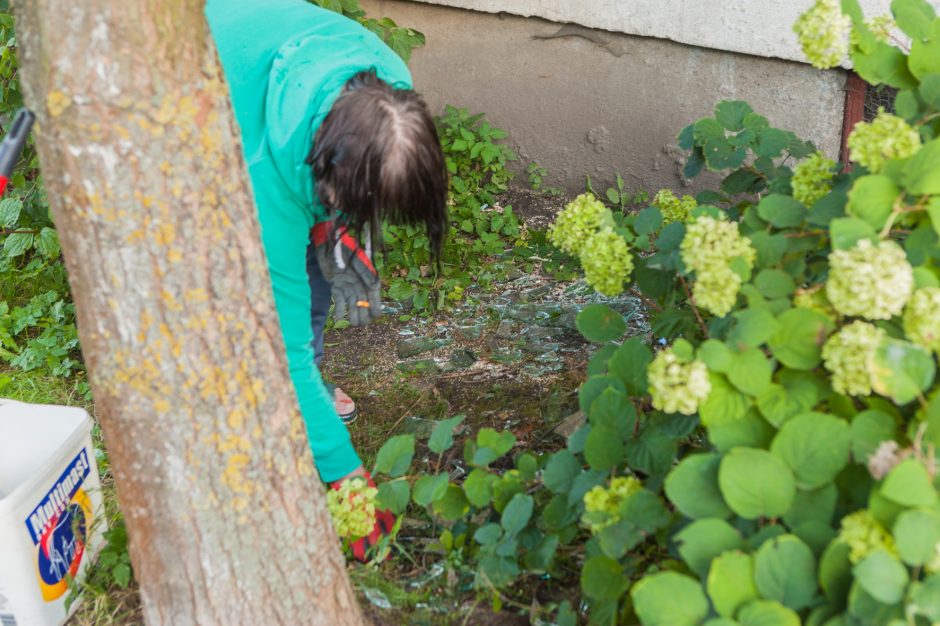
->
14, 2, 364, 624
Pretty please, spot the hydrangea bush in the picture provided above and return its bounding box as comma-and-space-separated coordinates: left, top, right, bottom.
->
360, 0, 940, 623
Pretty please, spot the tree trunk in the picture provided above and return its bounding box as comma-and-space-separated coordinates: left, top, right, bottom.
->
14, 2, 364, 624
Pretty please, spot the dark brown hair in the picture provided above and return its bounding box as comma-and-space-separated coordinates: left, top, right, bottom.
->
309, 70, 448, 260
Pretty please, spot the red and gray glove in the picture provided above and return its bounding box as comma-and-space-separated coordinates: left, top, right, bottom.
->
311, 221, 382, 326
329, 471, 396, 562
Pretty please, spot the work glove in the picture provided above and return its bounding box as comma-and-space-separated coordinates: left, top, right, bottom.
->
329, 471, 396, 562
311, 221, 382, 326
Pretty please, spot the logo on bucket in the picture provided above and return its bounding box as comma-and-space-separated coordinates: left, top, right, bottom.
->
23, 449, 93, 602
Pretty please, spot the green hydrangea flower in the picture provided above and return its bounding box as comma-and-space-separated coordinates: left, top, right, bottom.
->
791, 152, 836, 206
827, 239, 913, 320
647, 347, 712, 415
327, 477, 378, 540
822, 321, 885, 396
793, 286, 838, 320
680, 215, 755, 317
582, 476, 642, 533
652, 189, 696, 224
581, 228, 634, 296
838, 509, 897, 564
847, 109, 922, 173
548, 193, 615, 257
794, 0, 851, 69
903, 287, 940, 354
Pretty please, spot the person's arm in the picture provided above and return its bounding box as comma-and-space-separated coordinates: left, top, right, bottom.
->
257, 182, 362, 483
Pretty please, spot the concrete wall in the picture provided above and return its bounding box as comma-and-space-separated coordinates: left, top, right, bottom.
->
363, 0, 848, 195
406, 0, 933, 66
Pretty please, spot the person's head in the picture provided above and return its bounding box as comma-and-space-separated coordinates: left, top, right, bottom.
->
309, 70, 448, 260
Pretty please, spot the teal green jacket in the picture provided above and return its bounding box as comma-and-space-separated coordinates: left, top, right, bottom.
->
206, 0, 412, 481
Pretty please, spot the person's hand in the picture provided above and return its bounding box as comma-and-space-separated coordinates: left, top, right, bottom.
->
329, 470, 396, 562
312, 221, 382, 326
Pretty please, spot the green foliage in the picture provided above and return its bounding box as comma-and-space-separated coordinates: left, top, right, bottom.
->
368, 3, 940, 623
379, 105, 523, 316
308, 0, 425, 61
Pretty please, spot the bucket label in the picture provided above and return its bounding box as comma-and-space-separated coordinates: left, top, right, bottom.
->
23, 448, 93, 602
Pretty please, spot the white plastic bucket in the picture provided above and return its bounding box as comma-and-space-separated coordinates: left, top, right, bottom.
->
0, 400, 106, 626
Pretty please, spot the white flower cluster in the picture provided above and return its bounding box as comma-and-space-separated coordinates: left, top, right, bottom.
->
903, 287, 940, 354
839, 509, 897, 564
582, 476, 642, 533
548, 193, 616, 257
827, 239, 913, 320
847, 109, 922, 173
680, 216, 756, 317
793, 0, 851, 69
791, 152, 836, 206
822, 321, 886, 396
647, 347, 712, 415
327, 477, 378, 540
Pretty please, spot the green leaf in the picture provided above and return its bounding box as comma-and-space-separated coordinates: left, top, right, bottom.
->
631, 571, 710, 626
891, 0, 937, 40
727, 348, 773, 397
589, 387, 636, 438
853, 549, 909, 605
910, 36, 940, 80
749, 232, 790, 268
525, 533, 559, 572
768, 308, 834, 370
608, 338, 653, 395
463, 468, 495, 507
737, 600, 800, 626
698, 339, 733, 372
784, 483, 838, 528
755, 128, 791, 159
597, 519, 644, 559
869, 338, 936, 405
412, 473, 450, 506
708, 551, 758, 617
581, 556, 627, 601
771, 412, 851, 489
635, 206, 663, 235
432, 484, 469, 520
665, 453, 732, 519
376, 479, 410, 514
700, 373, 753, 427
819, 540, 853, 605
728, 307, 782, 350
3, 232, 32, 258
694, 117, 726, 142
624, 426, 678, 478
112, 562, 132, 588
911, 575, 940, 622
829, 217, 878, 250
501, 493, 534, 535
474, 522, 502, 545
850, 410, 896, 462
719, 447, 795, 520
754, 535, 818, 610
854, 40, 918, 88
373, 434, 415, 477
576, 304, 626, 343
846, 175, 899, 230
675, 518, 746, 578
621, 489, 669, 533
584, 425, 624, 471
579, 375, 625, 415
543, 450, 581, 493
881, 458, 939, 507
0, 197, 21, 227
427, 415, 465, 455
473, 428, 516, 466
894, 508, 940, 566
716, 100, 754, 131
34, 227, 60, 259
708, 410, 776, 453
904, 138, 940, 194
757, 195, 806, 228
755, 269, 796, 299
756, 378, 819, 427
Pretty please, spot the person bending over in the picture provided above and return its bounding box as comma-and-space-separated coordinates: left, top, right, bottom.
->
206, 0, 448, 560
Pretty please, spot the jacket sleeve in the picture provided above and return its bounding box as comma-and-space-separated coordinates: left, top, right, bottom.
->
251, 159, 362, 483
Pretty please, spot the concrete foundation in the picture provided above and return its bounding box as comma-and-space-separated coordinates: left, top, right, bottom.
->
363, 0, 848, 196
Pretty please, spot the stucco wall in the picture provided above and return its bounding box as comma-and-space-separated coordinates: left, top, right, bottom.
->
405, 0, 940, 65
362, 0, 848, 195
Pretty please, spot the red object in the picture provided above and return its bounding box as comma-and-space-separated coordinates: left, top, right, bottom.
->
840, 72, 867, 169
329, 471, 395, 562
0, 109, 35, 197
